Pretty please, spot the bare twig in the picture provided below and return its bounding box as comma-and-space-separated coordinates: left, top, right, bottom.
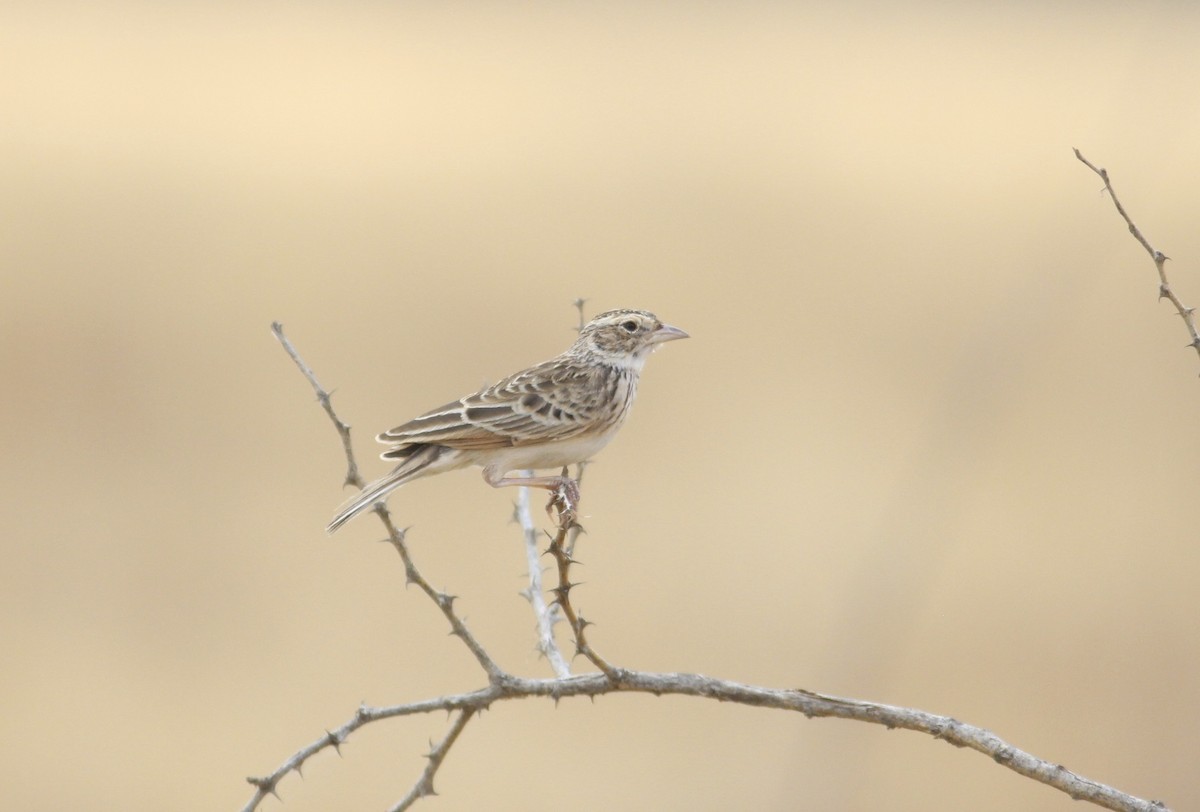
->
572, 297, 588, 332
275, 323, 501, 680
271, 323, 502, 683
243, 690, 489, 812
271, 322, 361, 486
1073, 149, 1200, 365
514, 483, 570, 677
386, 709, 476, 812
254, 324, 505, 812
249, 320, 1171, 812
247, 671, 1167, 812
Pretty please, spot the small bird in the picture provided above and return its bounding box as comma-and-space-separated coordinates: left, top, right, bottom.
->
327, 309, 688, 533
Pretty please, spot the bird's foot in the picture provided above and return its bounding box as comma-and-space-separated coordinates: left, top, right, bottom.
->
546, 475, 580, 527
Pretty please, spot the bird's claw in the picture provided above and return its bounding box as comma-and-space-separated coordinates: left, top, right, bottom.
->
546, 477, 581, 526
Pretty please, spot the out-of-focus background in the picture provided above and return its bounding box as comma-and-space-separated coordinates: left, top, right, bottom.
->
4, 2, 1199, 810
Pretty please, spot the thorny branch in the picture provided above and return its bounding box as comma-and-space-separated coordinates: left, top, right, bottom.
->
1074, 149, 1200, 366
271, 323, 501, 683
271, 322, 361, 487
386, 709, 475, 812
514, 484, 571, 678
247, 321, 1171, 812
545, 490, 622, 682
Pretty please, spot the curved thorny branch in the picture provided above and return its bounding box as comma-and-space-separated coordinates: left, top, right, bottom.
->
1074, 149, 1200, 367
246, 322, 1171, 812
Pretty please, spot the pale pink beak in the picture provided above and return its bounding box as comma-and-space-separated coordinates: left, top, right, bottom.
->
651, 323, 689, 343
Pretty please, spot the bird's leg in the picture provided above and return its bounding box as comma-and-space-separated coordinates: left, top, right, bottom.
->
483, 468, 576, 492
483, 466, 580, 523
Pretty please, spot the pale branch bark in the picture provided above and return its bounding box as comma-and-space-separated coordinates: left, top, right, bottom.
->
514, 483, 571, 678
386, 709, 476, 812
248, 321, 1171, 812
247, 671, 1168, 812
271, 322, 361, 487
572, 297, 588, 333
1073, 149, 1200, 365
269, 326, 503, 674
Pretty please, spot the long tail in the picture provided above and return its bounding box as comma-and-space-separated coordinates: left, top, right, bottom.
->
326, 445, 445, 534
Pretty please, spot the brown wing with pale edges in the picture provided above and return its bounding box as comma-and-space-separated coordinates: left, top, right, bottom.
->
376, 358, 605, 455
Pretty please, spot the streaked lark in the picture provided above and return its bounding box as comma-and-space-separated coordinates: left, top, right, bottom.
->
327, 309, 688, 533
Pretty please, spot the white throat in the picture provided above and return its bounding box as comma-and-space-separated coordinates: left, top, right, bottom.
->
609, 350, 651, 372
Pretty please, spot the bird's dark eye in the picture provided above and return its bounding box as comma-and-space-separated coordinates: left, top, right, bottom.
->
621, 320, 638, 333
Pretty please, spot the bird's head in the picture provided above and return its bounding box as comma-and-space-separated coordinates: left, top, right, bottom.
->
572, 309, 689, 368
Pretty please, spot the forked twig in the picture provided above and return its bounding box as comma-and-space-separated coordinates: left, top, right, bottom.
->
249, 324, 495, 811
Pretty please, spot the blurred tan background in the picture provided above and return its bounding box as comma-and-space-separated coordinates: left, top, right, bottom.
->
4, 2, 1199, 810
